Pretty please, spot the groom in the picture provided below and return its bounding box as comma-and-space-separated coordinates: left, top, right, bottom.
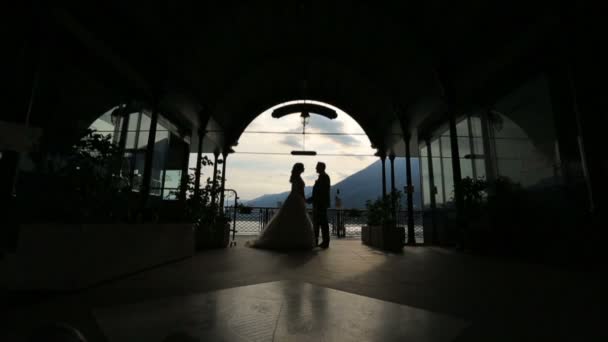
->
307, 162, 331, 248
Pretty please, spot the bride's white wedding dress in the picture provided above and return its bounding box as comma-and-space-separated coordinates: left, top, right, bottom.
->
249, 176, 316, 250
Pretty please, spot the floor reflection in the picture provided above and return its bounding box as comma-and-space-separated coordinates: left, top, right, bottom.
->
95, 281, 468, 342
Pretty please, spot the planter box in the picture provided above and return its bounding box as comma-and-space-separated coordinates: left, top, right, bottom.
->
2, 223, 195, 290
361, 225, 404, 251
422, 210, 434, 245
361, 226, 371, 245
195, 222, 231, 249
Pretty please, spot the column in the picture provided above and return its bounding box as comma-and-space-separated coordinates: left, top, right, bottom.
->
211, 150, 219, 206
140, 103, 160, 207
426, 139, 439, 244
219, 151, 228, 213
115, 104, 130, 176
179, 135, 191, 201
448, 112, 464, 247
548, 64, 593, 214
194, 129, 205, 197
380, 153, 387, 199
389, 154, 396, 220
405, 136, 416, 245
480, 110, 497, 185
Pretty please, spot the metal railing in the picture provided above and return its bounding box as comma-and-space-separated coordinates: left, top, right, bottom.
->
223, 207, 424, 243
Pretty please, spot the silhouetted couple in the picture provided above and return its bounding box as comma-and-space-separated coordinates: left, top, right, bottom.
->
249, 162, 331, 250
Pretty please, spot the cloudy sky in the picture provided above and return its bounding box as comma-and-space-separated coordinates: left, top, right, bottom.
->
191, 101, 378, 201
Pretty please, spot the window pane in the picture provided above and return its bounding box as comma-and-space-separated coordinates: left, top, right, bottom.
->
420, 145, 428, 157
431, 139, 440, 158
471, 137, 484, 157
470, 116, 483, 137
460, 159, 474, 179
90, 113, 113, 131
156, 127, 169, 142
456, 119, 469, 137
139, 112, 152, 131
457, 137, 471, 157
128, 112, 140, 131
163, 170, 182, 189
442, 157, 454, 205
163, 189, 179, 200
475, 159, 486, 180
440, 137, 451, 158
421, 157, 431, 208
120, 152, 132, 179
137, 132, 149, 150
492, 118, 528, 139
432, 158, 443, 205
125, 131, 136, 149
131, 152, 146, 191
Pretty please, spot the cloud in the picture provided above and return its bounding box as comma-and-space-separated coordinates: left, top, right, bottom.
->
308, 117, 339, 132
306, 117, 362, 147
281, 135, 302, 149
325, 134, 359, 147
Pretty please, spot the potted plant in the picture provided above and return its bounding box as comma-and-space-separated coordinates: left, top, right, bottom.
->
21, 129, 131, 223
177, 158, 231, 249
362, 191, 404, 251
455, 176, 527, 253
15, 130, 195, 290
456, 177, 489, 251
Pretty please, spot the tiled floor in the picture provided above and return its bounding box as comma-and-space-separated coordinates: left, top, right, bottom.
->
3, 238, 607, 341
94, 281, 468, 342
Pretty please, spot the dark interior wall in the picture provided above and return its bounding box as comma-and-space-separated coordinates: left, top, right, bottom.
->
7, 2, 39, 125
493, 75, 557, 161
26, 19, 129, 155
564, 1, 607, 214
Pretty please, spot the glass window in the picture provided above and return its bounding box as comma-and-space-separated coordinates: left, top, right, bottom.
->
430, 139, 440, 158
163, 170, 182, 189
120, 152, 132, 179
139, 112, 152, 132
125, 132, 137, 149
460, 159, 474, 179
442, 157, 454, 206
155, 126, 170, 143
456, 119, 469, 137
137, 132, 150, 150
475, 159, 486, 180
421, 156, 431, 209
128, 112, 140, 131
471, 137, 484, 157
470, 116, 483, 137
131, 152, 146, 191
89, 110, 116, 134
432, 158, 443, 205
440, 137, 452, 158
492, 118, 527, 139
420, 145, 428, 157
457, 137, 471, 157
88, 107, 126, 145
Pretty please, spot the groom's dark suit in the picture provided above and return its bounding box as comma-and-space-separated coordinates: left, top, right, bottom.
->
309, 172, 331, 247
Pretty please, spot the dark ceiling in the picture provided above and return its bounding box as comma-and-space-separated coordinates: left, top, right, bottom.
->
12, 0, 563, 154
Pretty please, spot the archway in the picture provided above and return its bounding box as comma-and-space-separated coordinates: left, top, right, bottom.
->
203, 99, 424, 241
226, 99, 376, 203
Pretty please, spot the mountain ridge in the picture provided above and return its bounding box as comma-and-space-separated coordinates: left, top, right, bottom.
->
245, 158, 421, 209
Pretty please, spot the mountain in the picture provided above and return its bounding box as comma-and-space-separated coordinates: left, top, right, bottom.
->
245, 158, 422, 209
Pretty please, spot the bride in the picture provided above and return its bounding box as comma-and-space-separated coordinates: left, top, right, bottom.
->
248, 163, 316, 250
